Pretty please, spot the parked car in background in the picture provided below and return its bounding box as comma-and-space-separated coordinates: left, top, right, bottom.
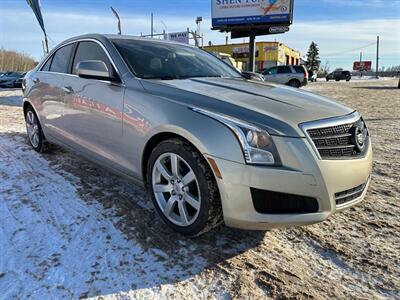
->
211, 52, 243, 71
23, 34, 372, 236
14, 73, 27, 88
326, 70, 351, 82
0, 72, 26, 88
241, 71, 265, 81
262, 65, 308, 88
210, 52, 264, 81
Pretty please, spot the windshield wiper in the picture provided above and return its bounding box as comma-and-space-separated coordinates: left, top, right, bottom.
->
142, 75, 180, 80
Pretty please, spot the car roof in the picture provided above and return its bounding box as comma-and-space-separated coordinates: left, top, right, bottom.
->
58, 33, 196, 49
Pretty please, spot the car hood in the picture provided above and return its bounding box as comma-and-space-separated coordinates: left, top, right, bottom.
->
0, 77, 18, 82
140, 77, 354, 137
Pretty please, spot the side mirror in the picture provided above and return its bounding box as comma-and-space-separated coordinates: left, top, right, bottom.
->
76, 60, 119, 82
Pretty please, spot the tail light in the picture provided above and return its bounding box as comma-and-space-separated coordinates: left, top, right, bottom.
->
304, 69, 309, 79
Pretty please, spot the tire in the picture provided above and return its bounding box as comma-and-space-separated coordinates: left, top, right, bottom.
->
326, 78, 329, 82
147, 138, 223, 236
288, 79, 301, 88
25, 105, 51, 153
335, 79, 340, 82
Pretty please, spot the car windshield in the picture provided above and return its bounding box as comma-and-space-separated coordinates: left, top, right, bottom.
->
112, 39, 241, 80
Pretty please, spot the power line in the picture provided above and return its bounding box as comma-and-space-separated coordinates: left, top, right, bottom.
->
323, 42, 376, 57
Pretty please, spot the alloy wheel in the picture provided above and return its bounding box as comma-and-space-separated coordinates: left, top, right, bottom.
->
26, 110, 40, 148
152, 152, 201, 227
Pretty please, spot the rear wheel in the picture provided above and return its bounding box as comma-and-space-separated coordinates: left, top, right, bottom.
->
25, 106, 51, 153
288, 79, 301, 88
147, 138, 222, 236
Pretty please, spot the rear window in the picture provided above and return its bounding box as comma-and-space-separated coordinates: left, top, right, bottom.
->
293, 66, 305, 73
278, 66, 292, 74
41, 56, 53, 72
50, 44, 74, 73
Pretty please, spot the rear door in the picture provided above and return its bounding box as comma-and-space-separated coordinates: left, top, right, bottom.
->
29, 43, 75, 140
62, 40, 126, 168
277, 66, 293, 84
292, 65, 307, 82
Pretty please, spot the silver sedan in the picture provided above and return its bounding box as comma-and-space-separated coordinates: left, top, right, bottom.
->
23, 34, 372, 236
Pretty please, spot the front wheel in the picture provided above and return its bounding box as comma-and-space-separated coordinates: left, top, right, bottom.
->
147, 138, 222, 236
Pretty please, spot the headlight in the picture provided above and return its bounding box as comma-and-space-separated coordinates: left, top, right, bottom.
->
193, 108, 281, 166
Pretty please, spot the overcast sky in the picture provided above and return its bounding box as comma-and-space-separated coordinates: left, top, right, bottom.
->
1, 0, 399, 70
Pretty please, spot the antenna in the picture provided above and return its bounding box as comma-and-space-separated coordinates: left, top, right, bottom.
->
110, 6, 122, 35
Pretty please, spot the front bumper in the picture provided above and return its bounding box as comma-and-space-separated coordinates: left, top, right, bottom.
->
206, 135, 373, 230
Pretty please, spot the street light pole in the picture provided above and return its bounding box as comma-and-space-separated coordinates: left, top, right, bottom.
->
151, 13, 154, 38
376, 35, 380, 78
110, 6, 122, 35
248, 31, 256, 72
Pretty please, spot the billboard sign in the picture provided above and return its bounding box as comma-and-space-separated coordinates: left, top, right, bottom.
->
212, 0, 293, 28
168, 32, 189, 44
353, 61, 372, 71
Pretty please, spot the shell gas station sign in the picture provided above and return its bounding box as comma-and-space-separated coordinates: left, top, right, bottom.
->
211, 0, 294, 72
212, 0, 293, 28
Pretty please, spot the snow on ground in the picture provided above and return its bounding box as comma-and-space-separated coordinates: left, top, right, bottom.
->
0, 133, 211, 299
0, 82, 399, 299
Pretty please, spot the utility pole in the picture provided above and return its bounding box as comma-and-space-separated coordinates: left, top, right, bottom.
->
360, 52, 362, 62
151, 13, 154, 38
376, 35, 380, 78
248, 31, 256, 72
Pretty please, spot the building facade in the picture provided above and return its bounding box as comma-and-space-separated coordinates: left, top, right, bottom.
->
204, 41, 301, 72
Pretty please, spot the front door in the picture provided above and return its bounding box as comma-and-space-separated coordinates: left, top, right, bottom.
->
62, 41, 126, 169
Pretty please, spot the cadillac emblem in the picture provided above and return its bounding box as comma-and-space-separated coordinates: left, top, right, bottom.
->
353, 124, 367, 151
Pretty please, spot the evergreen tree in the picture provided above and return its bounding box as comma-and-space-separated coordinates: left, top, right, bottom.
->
305, 42, 321, 73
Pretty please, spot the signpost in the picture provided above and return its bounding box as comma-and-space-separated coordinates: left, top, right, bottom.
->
353, 61, 372, 71
211, 0, 294, 72
168, 31, 190, 44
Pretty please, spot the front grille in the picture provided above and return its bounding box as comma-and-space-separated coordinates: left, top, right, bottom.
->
335, 182, 368, 206
306, 118, 368, 159
251, 188, 319, 214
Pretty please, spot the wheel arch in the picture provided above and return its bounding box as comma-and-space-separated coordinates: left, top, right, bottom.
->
288, 78, 301, 85
22, 99, 41, 123
22, 99, 32, 117
141, 130, 210, 185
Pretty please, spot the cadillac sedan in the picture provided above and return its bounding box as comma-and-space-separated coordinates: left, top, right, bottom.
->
23, 34, 372, 236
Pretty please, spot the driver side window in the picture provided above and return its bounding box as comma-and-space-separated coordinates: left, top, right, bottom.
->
72, 41, 117, 77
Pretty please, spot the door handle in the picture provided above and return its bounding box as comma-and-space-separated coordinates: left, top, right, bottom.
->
62, 86, 74, 94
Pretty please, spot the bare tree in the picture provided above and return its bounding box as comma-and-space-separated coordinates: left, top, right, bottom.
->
0, 48, 37, 72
